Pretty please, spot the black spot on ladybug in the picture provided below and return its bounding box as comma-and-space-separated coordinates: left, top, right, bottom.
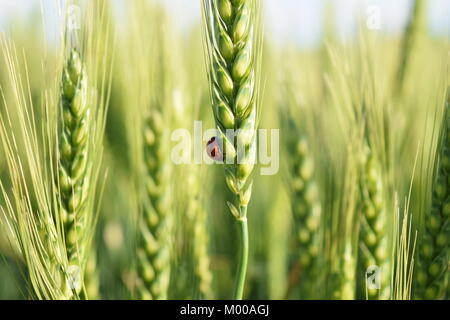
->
207, 137, 216, 144
206, 136, 223, 161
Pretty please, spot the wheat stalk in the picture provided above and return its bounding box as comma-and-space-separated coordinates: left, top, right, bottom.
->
201, 0, 263, 300
415, 91, 450, 299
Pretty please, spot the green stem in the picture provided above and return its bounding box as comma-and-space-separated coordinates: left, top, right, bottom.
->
234, 205, 249, 300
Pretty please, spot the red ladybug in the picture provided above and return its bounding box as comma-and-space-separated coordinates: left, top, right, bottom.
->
206, 137, 223, 161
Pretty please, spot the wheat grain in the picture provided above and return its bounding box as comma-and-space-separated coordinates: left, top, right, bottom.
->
0, 1, 111, 298
125, 3, 175, 300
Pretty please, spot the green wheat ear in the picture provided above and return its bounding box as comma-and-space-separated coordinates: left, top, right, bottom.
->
202, 0, 263, 300
203, 0, 262, 201
415, 91, 450, 300
58, 49, 91, 272
0, 39, 85, 300
125, 1, 175, 300
0, 1, 110, 300
136, 109, 172, 300
359, 145, 390, 299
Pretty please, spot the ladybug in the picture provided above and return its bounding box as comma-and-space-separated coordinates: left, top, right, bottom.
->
206, 137, 223, 161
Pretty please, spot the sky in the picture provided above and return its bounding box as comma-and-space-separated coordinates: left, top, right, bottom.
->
0, 0, 448, 48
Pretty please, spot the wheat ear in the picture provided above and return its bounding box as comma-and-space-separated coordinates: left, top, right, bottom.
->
281, 102, 321, 298
58, 49, 91, 274
0, 2, 110, 299
136, 109, 172, 300
0, 37, 78, 300
415, 91, 450, 299
186, 172, 213, 299
359, 145, 390, 299
202, 0, 262, 300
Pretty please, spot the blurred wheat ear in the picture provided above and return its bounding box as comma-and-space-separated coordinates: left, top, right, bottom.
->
359, 144, 390, 299
58, 48, 92, 287
125, 1, 174, 300
279, 83, 322, 299
415, 90, 450, 299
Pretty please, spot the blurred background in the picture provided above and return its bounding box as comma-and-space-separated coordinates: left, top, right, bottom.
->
1, 0, 449, 45
0, 0, 449, 300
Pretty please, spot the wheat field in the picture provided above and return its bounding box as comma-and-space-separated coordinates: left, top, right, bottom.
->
0, 0, 448, 300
